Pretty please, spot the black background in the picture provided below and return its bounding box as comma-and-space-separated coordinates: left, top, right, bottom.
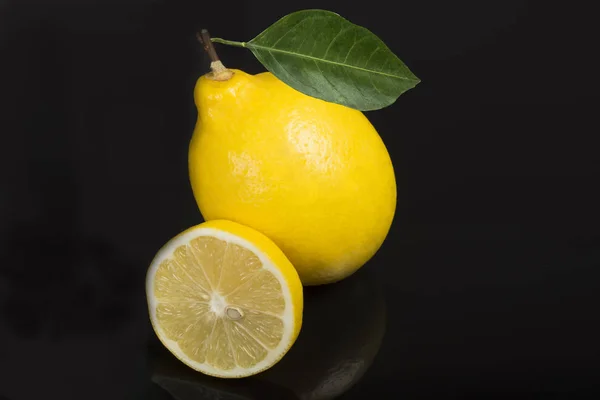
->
1, 0, 599, 399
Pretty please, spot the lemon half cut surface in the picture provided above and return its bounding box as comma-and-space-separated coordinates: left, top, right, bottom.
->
145, 220, 303, 378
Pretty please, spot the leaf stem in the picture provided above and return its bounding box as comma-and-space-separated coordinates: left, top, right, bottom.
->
211, 38, 247, 48
196, 29, 233, 81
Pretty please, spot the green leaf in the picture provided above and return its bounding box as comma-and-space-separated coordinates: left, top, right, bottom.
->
213, 9, 420, 111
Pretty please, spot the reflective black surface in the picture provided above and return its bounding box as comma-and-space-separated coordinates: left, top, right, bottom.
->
149, 265, 386, 400
1, 1, 599, 399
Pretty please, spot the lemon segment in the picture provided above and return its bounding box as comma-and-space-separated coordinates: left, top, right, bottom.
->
146, 220, 303, 378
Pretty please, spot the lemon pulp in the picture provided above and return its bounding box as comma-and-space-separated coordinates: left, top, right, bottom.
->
146, 220, 303, 378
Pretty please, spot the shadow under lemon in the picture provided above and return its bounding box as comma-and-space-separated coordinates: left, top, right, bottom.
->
147, 265, 387, 400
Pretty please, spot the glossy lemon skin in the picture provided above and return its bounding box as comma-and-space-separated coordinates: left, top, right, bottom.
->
189, 69, 396, 285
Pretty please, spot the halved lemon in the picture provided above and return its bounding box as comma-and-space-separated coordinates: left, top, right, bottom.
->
145, 219, 303, 378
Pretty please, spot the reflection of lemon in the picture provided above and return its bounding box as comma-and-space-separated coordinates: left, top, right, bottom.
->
145, 220, 303, 378
258, 266, 387, 399
189, 68, 396, 285
148, 344, 299, 400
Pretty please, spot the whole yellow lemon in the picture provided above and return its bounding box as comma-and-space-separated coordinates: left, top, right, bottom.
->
189, 67, 396, 285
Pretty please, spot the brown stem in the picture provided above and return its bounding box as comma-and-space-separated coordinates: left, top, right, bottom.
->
197, 29, 233, 81
197, 29, 219, 62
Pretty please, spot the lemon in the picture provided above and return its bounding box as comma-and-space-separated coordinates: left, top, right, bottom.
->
189, 67, 396, 286
145, 219, 303, 378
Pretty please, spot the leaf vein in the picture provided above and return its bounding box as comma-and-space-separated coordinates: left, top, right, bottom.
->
323, 26, 351, 58
313, 60, 348, 103
343, 34, 368, 63
369, 74, 384, 96
264, 49, 320, 94
264, 18, 306, 47
247, 43, 413, 81
364, 47, 380, 68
